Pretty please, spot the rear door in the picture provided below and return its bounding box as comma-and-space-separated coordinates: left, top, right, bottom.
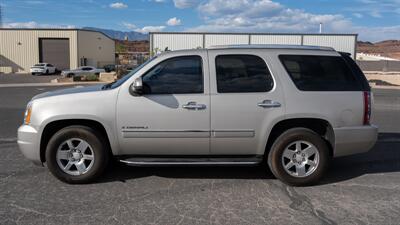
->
208, 49, 285, 156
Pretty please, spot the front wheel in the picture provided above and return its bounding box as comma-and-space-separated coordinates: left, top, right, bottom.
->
45, 126, 109, 184
268, 128, 330, 186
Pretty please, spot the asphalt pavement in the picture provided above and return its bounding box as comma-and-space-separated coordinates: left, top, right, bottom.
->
0, 86, 399, 225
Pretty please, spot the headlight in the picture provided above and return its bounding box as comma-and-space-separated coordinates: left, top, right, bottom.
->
24, 102, 33, 125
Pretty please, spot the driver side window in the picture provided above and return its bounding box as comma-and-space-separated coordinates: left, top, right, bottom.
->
142, 56, 203, 95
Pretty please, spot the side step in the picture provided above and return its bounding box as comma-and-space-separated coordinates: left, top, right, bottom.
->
119, 157, 263, 166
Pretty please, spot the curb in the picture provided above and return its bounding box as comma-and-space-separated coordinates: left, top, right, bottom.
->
0, 82, 107, 88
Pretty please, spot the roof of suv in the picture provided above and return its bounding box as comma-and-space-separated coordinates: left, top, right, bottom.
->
208, 44, 335, 51
157, 44, 336, 56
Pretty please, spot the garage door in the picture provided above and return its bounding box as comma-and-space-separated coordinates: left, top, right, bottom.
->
39, 38, 70, 70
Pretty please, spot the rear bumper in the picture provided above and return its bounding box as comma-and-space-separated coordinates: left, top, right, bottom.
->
333, 125, 378, 157
17, 125, 42, 166
30, 69, 45, 73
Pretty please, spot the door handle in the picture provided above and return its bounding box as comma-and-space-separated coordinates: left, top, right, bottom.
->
258, 100, 281, 108
182, 101, 206, 110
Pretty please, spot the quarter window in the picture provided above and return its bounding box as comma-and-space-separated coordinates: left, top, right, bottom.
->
142, 56, 203, 94
215, 55, 273, 93
279, 55, 362, 91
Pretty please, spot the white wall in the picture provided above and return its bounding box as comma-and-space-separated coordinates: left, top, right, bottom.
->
151, 33, 357, 58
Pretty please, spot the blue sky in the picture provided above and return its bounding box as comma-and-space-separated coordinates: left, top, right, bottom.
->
1, 0, 399, 41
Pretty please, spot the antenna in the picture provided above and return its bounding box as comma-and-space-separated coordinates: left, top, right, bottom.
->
0, 4, 3, 28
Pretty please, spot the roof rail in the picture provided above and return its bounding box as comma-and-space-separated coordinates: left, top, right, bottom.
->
208, 44, 335, 51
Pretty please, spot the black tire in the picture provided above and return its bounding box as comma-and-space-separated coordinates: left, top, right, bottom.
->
45, 125, 109, 184
45, 69, 49, 75
67, 73, 74, 78
31, 73, 36, 76
267, 128, 330, 186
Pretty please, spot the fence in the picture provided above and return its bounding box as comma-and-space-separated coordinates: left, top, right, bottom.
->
357, 60, 400, 72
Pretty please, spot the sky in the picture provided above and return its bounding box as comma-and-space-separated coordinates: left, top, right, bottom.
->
1, 0, 399, 41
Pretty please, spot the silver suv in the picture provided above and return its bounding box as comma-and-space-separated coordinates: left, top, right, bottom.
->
18, 45, 378, 186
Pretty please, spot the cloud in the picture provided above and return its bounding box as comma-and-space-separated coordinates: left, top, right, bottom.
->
3, 21, 75, 29
122, 22, 137, 30
152, 0, 166, 2
173, 0, 200, 9
109, 2, 128, 9
166, 17, 182, 26
134, 26, 166, 33
353, 13, 363, 18
189, 0, 351, 34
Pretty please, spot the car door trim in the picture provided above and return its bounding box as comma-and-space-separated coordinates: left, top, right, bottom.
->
122, 130, 210, 138
212, 130, 255, 138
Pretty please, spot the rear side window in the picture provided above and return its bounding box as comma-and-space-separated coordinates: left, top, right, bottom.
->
279, 55, 362, 91
216, 55, 274, 93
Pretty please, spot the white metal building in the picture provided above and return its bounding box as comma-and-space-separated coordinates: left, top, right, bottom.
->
0, 28, 115, 73
150, 32, 358, 58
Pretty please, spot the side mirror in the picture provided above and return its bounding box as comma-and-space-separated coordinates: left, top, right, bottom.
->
130, 77, 143, 96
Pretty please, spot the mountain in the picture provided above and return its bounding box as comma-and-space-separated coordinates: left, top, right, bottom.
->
357, 40, 400, 60
83, 27, 148, 41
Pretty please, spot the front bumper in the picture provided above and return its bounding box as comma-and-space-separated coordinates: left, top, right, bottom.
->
333, 125, 378, 157
17, 125, 42, 166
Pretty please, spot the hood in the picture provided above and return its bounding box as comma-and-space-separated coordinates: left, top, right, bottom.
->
32, 85, 105, 100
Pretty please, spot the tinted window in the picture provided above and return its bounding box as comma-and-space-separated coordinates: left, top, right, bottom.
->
142, 56, 203, 94
279, 55, 362, 91
82, 67, 92, 71
340, 53, 370, 91
47, 64, 54, 67
216, 55, 273, 93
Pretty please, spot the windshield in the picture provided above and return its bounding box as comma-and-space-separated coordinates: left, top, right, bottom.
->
108, 56, 157, 89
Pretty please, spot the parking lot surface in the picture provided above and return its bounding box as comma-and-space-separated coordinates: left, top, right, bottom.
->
0, 86, 399, 225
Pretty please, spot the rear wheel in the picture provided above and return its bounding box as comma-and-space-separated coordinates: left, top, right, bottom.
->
268, 128, 330, 186
67, 73, 74, 78
45, 126, 109, 184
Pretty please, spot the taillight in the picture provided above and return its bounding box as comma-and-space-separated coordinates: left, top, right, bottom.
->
363, 91, 371, 125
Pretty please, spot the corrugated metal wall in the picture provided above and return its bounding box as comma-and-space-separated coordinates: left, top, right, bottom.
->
0, 30, 78, 73
150, 32, 357, 58
152, 33, 203, 52
250, 34, 302, 45
204, 34, 249, 48
303, 35, 357, 56
77, 30, 115, 68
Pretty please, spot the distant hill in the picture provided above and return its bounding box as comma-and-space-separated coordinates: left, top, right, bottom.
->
357, 40, 400, 60
83, 27, 148, 41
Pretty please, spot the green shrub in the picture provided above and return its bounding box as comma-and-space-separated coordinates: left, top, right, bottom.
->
84, 74, 99, 81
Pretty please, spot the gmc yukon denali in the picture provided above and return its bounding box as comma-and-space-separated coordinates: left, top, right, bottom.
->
18, 45, 378, 186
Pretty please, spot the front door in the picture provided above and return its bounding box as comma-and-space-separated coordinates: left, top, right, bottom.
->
116, 52, 210, 155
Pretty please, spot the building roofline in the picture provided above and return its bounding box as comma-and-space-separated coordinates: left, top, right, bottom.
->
0, 28, 115, 41
149, 31, 358, 37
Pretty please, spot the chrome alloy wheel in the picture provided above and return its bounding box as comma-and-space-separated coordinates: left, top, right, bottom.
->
56, 138, 95, 176
281, 140, 319, 178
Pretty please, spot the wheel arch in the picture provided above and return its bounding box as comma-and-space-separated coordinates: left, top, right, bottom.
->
39, 119, 114, 163
264, 118, 335, 157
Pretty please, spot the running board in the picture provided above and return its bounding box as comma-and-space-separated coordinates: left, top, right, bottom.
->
119, 157, 262, 166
